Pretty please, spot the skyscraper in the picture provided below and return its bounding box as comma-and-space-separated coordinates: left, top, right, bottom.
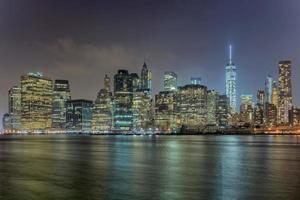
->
92, 75, 113, 132
265, 75, 273, 103
225, 45, 237, 113
66, 99, 93, 132
113, 70, 134, 131
278, 60, 292, 124
8, 86, 21, 131
154, 91, 177, 132
21, 72, 53, 131
177, 84, 208, 131
140, 62, 152, 91
239, 94, 253, 124
164, 71, 177, 91
207, 90, 218, 126
52, 80, 71, 130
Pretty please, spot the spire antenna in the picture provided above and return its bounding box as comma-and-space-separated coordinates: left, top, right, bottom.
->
229, 45, 232, 64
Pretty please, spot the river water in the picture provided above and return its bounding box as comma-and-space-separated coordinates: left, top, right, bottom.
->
0, 135, 300, 199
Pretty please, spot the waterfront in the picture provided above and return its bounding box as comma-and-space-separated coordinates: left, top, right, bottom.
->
1, 135, 300, 199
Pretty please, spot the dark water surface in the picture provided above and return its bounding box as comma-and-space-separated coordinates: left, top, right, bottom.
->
1, 135, 300, 200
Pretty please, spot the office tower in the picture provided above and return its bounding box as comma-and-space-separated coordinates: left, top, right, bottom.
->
225, 45, 237, 113
131, 73, 140, 92
257, 90, 265, 105
216, 95, 229, 128
177, 84, 207, 131
2, 113, 10, 131
265, 103, 277, 127
66, 99, 93, 132
132, 89, 153, 131
239, 94, 253, 124
265, 75, 273, 103
113, 70, 134, 131
8, 86, 21, 131
140, 62, 152, 91
52, 80, 71, 130
164, 71, 177, 91
154, 91, 177, 132
288, 106, 300, 126
104, 74, 111, 91
207, 90, 218, 126
278, 60, 292, 124
254, 104, 264, 127
21, 72, 53, 131
191, 77, 202, 85
271, 82, 279, 108
92, 75, 113, 132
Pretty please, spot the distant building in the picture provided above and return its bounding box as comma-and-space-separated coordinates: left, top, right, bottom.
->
207, 90, 218, 126
278, 60, 292, 124
265, 103, 277, 127
52, 80, 71, 130
164, 71, 177, 91
8, 86, 21, 131
265, 75, 273, 104
257, 90, 265, 105
271, 82, 279, 109
216, 95, 229, 128
254, 104, 264, 127
2, 113, 10, 131
21, 72, 53, 131
289, 106, 300, 126
177, 84, 207, 131
132, 90, 153, 131
140, 62, 152, 91
66, 99, 93, 132
154, 91, 177, 132
191, 77, 202, 85
225, 45, 237, 113
239, 94, 253, 124
113, 70, 134, 131
92, 75, 113, 132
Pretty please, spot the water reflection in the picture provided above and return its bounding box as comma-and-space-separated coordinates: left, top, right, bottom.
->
0, 135, 300, 199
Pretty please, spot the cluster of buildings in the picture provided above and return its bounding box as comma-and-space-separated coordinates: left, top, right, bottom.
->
2, 46, 299, 134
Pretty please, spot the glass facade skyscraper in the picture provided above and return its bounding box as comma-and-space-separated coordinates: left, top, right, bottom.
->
225, 45, 237, 113
265, 75, 273, 103
52, 80, 71, 130
164, 71, 177, 91
8, 86, 21, 131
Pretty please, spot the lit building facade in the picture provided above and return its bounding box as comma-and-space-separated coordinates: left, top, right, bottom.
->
271, 82, 279, 109
225, 45, 237, 113
216, 95, 229, 128
177, 84, 208, 130
278, 60, 292, 124
239, 94, 253, 124
154, 91, 178, 132
2, 113, 10, 131
52, 80, 71, 130
288, 106, 300, 126
265, 103, 277, 126
21, 72, 53, 131
191, 77, 202, 85
164, 71, 177, 91
113, 70, 134, 131
8, 86, 21, 131
92, 75, 113, 132
66, 99, 93, 132
140, 62, 152, 91
207, 90, 218, 126
132, 90, 153, 131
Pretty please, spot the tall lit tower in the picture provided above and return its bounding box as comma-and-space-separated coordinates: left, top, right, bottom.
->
278, 60, 292, 124
265, 75, 273, 103
140, 62, 152, 91
225, 45, 237, 113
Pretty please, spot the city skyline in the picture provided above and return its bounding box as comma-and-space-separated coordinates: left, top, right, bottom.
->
1, 0, 300, 129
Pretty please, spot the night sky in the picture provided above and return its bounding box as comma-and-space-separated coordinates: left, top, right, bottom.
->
1, 0, 300, 126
